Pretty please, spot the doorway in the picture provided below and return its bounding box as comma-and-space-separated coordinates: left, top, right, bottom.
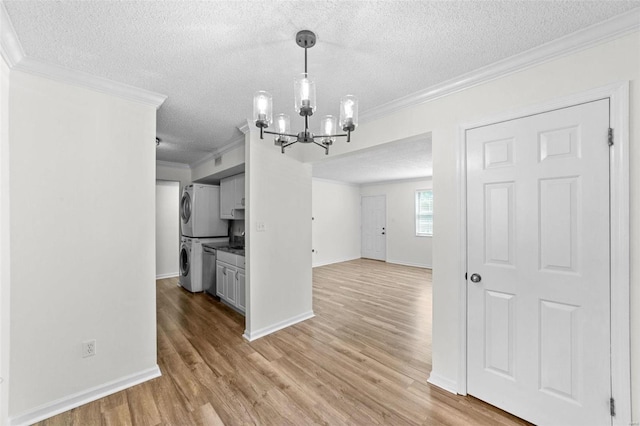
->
156, 180, 180, 279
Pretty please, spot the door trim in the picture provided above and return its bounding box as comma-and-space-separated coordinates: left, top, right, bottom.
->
456, 81, 630, 425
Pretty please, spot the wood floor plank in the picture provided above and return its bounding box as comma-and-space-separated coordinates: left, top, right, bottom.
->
124, 380, 162, 426
103, 403, 133, 426
35, 259, 529, 426
192, 403, 224, 426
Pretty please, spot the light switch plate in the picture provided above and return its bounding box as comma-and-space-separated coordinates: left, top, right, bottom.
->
256, 222, 266, 232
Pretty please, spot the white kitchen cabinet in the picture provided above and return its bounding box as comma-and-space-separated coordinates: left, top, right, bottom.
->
237, 269, 246, 312
220, 177, 234, 219
216, 262, 228, 299
216, 253, 245, 314
220, 173, 245, 220
234, 174, 245, 209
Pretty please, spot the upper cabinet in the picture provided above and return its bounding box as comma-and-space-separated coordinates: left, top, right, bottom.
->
220, 173, 245, 219
234, 174, 245, 209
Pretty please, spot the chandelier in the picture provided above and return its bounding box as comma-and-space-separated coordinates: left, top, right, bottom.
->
253, 30, 359, 155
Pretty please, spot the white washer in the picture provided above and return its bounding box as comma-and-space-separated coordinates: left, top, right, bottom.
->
179, 236, 228, 292
180, 184, 228, 238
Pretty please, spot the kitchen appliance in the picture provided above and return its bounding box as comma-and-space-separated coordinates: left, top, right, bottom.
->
180, 184, 227, 238
202, 244, 218, 296
179, 236, 228, 292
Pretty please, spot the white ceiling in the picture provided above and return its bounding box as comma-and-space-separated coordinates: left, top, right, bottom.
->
3, 1, 639, 165
312, 134, 432, 184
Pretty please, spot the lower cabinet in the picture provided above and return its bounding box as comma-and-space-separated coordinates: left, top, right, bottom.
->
216, 258, 245, 314
237, 269, 246, 312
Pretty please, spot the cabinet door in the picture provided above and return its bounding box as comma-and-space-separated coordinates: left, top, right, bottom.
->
226, 265, 237, 304
237, 269, 246, 313
220, 177, 235, 219
216, 263, 226, 298
234, 174, 245, 209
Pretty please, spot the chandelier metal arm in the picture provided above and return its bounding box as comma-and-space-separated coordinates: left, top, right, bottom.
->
280, 140, 298, 154
312, 141, 329, 155
262, 129, 348, 141
263, 130, 298, 138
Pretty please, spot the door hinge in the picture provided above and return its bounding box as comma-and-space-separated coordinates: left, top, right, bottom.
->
610, 397, 616, 417
608, 128, 614, 146
465, 272, 468, 280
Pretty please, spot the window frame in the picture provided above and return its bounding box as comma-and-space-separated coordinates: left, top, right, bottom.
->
415, 189, 433, 237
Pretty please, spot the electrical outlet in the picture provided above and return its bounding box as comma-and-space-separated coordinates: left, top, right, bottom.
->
82, 339, 96, 358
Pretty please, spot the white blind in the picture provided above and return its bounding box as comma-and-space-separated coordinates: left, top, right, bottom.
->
416, 190, 433, 236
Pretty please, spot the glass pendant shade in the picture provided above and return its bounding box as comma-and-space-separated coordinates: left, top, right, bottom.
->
320, 115, 337, 143
274, 113, 291, 143
339, 95, 358, 131
253, 91, 273, 127
294, 73, 316, 116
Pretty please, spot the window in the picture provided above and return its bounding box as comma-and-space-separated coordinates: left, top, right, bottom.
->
416, 190, 433, 236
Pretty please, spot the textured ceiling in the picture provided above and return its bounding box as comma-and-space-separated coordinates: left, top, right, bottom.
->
312, 135, 432, 185
4, 1, 639, 165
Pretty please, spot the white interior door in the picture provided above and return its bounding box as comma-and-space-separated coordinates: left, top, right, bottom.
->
466, 99, 611, 425
361, 195, 386, 261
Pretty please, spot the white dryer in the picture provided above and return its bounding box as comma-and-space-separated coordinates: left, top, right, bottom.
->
179, 236, 228, 292
181, 184, 228, 238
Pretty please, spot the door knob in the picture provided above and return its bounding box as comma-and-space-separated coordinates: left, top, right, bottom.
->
470, 273, 482, 283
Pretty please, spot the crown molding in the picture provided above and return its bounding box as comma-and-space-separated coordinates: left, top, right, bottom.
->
238, 122, 250, 134
360, 8, 640, 123
189, 135, 246, 169
156, 160, 190, 169
0, 2, 166, 109
0, 1, 24, 67
360, 175, 433, 186
13, 57, 167, 109
311, 177, 361, 188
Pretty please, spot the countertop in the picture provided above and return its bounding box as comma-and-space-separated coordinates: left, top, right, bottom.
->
215, 246, 245, 257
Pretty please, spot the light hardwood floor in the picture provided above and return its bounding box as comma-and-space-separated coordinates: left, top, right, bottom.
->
38, 259, 529, 425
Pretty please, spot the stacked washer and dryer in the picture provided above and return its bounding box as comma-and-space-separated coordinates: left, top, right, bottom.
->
179, 184, 228, 293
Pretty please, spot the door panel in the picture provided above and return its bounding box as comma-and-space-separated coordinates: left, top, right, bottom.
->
484, 182, 515, 266
539, 177, 579, 272
539, 300, 580, 402
466, 99, 611, 425
484, 290, 515, 379
361, 195, 386, 261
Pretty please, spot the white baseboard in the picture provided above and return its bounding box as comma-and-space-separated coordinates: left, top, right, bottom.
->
9, 365, 161, 426
427, 371, 458, 395
386, 259, 432, 269
312, 256, 360, 268
156, 272, 178, 279
243, 311, 315, 342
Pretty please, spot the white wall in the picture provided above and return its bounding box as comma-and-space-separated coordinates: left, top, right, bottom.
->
312, 179, 360, 267
156, 161, 191, 190
361, 178, 433, 268
302, 32, 640, 421
156, 180, 180, 279
246, 132, 313, 340
7, 71, 159, 421
311, 177, 433, 269
0, 53, 10, 426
